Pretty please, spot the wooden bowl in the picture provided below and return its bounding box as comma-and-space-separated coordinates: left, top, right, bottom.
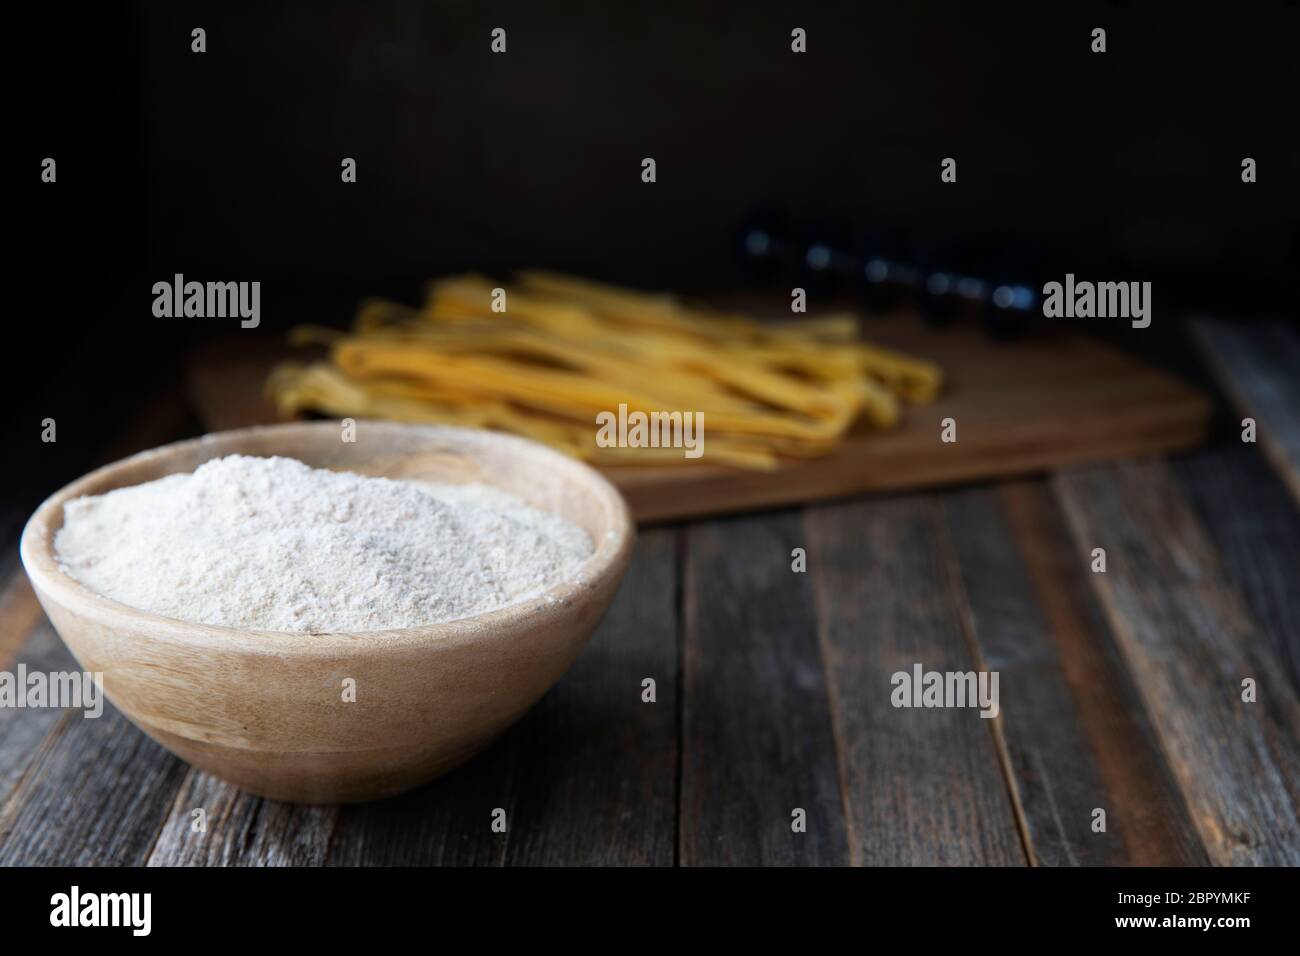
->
20, 422, 635, 803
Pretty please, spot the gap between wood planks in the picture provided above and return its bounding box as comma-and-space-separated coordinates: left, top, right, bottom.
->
672, 526, 688, 867
1053, 458, 1300, 866
801, 496, 1024, 865
994, 482, 1205, 865
799, 470, 1245, 867
806, 523, 858, 865
931, 499, 1037, 866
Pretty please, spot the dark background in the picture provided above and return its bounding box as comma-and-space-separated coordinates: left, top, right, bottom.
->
8, 0, 1299, 541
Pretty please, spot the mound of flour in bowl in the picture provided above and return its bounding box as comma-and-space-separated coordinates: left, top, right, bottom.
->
54, 455, 593, 632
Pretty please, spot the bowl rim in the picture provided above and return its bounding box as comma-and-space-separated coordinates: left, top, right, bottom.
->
19, 421, 635, 657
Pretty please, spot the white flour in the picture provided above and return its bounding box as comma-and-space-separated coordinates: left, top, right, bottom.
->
54, 455, 593, 632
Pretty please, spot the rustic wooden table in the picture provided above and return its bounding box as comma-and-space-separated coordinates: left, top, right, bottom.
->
1, 319, 1296, 866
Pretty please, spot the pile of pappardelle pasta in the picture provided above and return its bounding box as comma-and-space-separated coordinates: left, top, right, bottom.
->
265, 272, 942, 470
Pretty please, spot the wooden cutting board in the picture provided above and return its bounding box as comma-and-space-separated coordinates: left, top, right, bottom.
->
187, 318, 1210, 522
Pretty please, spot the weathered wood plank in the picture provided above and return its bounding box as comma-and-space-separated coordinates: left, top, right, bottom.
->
805, 496, 1025, 866
1055, 460, 1300, 865
0, 690, 189, 865
681, 512, 848, 865
503, 528, 678, 865
147, 769, 338, 866
0, 623, 80, 806
1192, 318, 1300, 507
1175, 446, 1300, 693
945, 482, 1205, 865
